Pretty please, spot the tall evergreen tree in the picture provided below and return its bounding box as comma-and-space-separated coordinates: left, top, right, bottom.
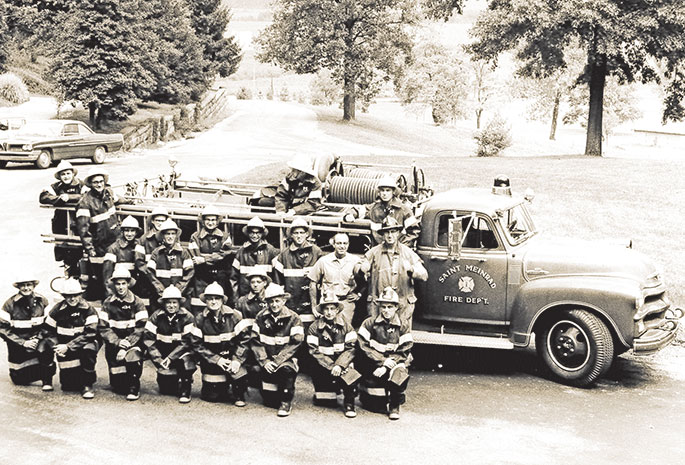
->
142, 0, 206, 103
49, 0, 154, 127
187, 0, 242, 84
0, 2, 8, 72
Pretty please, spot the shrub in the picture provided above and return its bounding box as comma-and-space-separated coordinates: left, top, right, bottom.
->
278, 86, 290, 101
474, 114, 512, 157
310, 69, 340, 106
0, 73, 30, 105
236, 86, 252, 100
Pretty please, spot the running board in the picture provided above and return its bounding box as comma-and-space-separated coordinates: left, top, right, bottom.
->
412, 330, 514, 349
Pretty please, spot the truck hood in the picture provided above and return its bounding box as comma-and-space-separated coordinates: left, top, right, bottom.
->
522, 236, 659, 285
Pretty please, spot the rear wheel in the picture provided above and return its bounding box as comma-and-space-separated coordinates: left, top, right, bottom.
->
35, 150, 52, 169
92, 146, 106, 164
536, 309, 614, 387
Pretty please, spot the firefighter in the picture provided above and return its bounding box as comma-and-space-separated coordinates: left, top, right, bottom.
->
44, 278, 99, 398
102, 215, 145, 297
308, 232, 363, 325
234, 270, 270, 387
251, 283, 304, 417
143, 286, 197, 403
76, 167, 131, 300
99, 267, 148, 401
272, 217, 323, 327
357, 287, 413, 420
136, 207, 169, 308
146, 219, 194, 310
274, 154, 323, 216
348, 176, 420, 246
231, 216, 279, 300
189, 205, 234, 314
194, 282, 251, 406
307, 291, 360, 418
360, 217, 428, 324
0, 274, 55, 390
39, 160, 86, 278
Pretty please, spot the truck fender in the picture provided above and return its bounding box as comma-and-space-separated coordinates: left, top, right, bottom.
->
509, 275, 639, 350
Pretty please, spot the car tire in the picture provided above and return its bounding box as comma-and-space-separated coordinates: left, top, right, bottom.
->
0, 160, 7, 169
536, 309, 614, 387
35, 150, 52, 169
92, 146, 106, 164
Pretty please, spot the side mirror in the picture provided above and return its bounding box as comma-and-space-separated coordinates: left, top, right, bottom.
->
448, 218, 462, 260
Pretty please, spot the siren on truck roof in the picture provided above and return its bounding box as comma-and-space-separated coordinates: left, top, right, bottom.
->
492, 175, 511, 196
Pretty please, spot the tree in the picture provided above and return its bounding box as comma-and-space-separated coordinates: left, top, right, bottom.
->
430, 0, 685, 156
564, 77, 641, 143
0, 3, 8, 73
397, 40, 470, 125
142, 0, 206, 103
187, 0, 242, 84
49, 0, 154, 127
256, 0, 418, 121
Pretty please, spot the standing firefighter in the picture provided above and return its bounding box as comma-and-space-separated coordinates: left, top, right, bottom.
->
136, 207, 169, 307
0, 274, 55, 390
144, 286, 197, 403
307, 291, 360, 418
194, 282, 251, 406
357, 287, 413, 420
189, 205, 234, 314
39, 161, 86, 277
361, 217, 428, 324
274, 154, 323, 216
102, 215, 145, 297
251, 283, 304, 417
99, 267, 148, 401
231, 216, 279, 299
273, 218, 323, 327
44, 279, 99, 399
76, 167, 130, 300
352, 176, 420, 246
146, 219, 194, 309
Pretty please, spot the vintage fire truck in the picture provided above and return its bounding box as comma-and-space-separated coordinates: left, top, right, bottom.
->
42, 156, 683, 387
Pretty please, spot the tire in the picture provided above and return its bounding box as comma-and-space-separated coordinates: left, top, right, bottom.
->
0, 160, 7, 168
536, 309, 614, 387
35, 149, 52, 169
92, 146, 106, 164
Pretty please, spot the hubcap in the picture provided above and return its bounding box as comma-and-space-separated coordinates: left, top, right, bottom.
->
547, 320, 591, 371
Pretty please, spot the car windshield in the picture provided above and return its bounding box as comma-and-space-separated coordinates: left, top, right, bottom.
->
15, 121, 63, 137
501, 203, 537, 245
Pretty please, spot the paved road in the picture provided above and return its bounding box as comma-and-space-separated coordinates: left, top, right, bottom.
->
0, 99, 683, 465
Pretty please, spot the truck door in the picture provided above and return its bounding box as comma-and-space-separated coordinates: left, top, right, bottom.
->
416, 211, 507, 324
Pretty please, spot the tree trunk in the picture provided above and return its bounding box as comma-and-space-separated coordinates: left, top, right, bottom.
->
549, 91, 560, 140
88, 102, 97, 128
585, 54, 607, 156
476, 108, 482, 129
342, 74, 355, 121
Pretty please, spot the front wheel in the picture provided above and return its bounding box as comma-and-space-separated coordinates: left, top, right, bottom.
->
36, 149, 52, 169
92, 146, 106, 164
536, 309, 614, 387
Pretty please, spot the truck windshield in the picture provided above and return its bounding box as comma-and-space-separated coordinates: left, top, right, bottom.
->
501, 203, 536, 245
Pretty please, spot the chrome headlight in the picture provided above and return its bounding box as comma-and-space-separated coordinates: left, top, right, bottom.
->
22, 144, 33, 151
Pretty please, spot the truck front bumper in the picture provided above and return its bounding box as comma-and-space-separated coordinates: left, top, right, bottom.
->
633, 307, 683, 354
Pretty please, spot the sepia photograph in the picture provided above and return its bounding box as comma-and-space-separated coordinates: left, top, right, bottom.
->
1, 0, 683, 463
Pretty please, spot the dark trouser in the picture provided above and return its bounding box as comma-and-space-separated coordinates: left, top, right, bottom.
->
57, 342, 98, 391
200, 361, 248, 402
259, 365, 297, 408
156, 354, 196, 396
104, 344, 144, 394
55, 245, 82, 278
310, 363, 357, 407
357, 357, 409, 413
6, 339, 55, 386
